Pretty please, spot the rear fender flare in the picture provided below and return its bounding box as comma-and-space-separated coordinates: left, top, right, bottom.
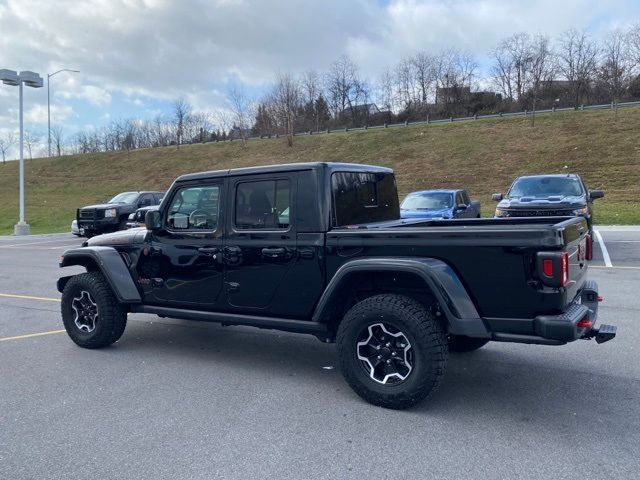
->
58, 247, 141, 303
313, 257, 489, 337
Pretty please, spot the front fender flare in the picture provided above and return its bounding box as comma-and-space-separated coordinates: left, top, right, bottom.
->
58, 247, 141, 303
313, 257, 489, 338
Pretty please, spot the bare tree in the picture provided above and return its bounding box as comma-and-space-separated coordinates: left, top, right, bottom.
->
173, 98, 192, 147
270, 73, 301, 147
50, 126, 65, 156
377, 68, 395, 113
23, 130, 41, 159
301, 70, 323, 131
528, 35, 555, 125
0, 132, 15, 163
600, 28, 635, 119
412, 52, 436, 104
227, 83, 253, 144
557, 29, 599, 108
325, 55, 364, 119
630, 23, 640, 66
433, 49, 478, 112
490, 33, 532, 104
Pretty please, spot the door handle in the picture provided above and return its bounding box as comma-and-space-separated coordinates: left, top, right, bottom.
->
198, 247, 220, 257
262, 247, 286, 257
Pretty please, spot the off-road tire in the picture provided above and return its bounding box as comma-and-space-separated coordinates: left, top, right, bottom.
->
336, 294, 448, 409
61, 272, 127, 348
448, 335, 489, 353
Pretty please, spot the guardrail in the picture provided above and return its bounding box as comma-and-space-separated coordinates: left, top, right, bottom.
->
228, 100, 640, 142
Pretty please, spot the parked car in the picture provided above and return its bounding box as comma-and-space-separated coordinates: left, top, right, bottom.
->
401, 189, 481, 219
58, 162, 615, 410
76, 191, 164, 237
493, 174, 603, 233
71, 219, 81, 236
126, 205, 159, 229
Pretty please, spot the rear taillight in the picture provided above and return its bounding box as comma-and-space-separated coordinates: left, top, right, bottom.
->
560, 251, 569, 287
577, 317, 593, 329
537, 251, 570, 288
585, 234, 593, 260
543, 259, 554, 277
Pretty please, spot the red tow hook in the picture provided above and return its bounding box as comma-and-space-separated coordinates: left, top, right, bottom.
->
597, 295, 604, 302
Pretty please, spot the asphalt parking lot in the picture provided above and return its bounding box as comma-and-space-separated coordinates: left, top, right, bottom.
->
0, 229, 638, 479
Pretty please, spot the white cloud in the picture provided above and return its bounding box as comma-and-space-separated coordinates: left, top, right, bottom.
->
58, 85, 112, 106
0, 0, 639, 131
24, 104, 75, 125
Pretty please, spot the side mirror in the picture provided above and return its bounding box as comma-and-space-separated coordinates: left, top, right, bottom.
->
589, 190, 604, 200
457, 204, 467, 210
492, 193, 503, 201
145, 210, 162, 231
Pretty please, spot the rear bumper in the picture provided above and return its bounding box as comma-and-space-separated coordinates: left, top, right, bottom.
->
492, 280, 616, 345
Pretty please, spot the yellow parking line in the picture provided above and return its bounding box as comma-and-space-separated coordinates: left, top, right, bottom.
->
0, 293, 61, 302
0, 329, 66, 342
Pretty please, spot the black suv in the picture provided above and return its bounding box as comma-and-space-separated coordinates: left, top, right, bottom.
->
492, 174, 603, 232
59, 163, 615, 409
77, 191, 163, 237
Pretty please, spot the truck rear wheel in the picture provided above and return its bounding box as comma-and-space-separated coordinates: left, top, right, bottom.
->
336, 294, 448, 409
448, 335, 489, 353
61, 272, 127, 349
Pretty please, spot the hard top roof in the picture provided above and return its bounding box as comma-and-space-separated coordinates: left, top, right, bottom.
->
176, 162, 393, 182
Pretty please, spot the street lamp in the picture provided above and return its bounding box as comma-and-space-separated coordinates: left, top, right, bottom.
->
0, 69, 44, 236
47, 69, 79, 157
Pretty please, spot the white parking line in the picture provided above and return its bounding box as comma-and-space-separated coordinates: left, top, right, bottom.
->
0, 239, 81, 249
593, 229, 613, 268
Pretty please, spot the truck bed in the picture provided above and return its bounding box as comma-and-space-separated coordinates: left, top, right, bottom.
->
327, 216, 589, 320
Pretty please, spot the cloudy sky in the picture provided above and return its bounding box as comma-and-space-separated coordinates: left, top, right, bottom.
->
1, 0, 639, 158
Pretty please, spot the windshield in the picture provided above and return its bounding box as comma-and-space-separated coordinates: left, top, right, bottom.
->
401, 192, 453, 210
108, 192, 139, 204
508, 177, 583, 199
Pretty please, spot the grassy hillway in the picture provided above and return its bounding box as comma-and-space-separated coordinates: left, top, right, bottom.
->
1, 107, 639, 235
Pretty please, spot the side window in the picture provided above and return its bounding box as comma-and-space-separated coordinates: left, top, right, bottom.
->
461, 191, 470, 205
331, 172, 399, 226
138, 194, 153, 207
154, 193, 164, 204
455, 192, 464, 206
166, 185, 220, 230
235, 179, 290, 230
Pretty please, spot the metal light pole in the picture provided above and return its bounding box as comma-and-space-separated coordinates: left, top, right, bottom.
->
47, 69, 79, 157
0, 69, 44, 235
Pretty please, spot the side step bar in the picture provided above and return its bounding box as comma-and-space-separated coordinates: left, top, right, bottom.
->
130, 304, 329, 338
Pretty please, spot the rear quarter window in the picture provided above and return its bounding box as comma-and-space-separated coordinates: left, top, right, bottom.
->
331, 172, 399, 226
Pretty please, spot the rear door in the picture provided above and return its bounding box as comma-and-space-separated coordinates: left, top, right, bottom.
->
223, 174, 297, 315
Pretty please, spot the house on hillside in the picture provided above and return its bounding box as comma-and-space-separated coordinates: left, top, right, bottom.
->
340, 103, 381, 117
435, 86, 471, 104
339, 103, 391, 127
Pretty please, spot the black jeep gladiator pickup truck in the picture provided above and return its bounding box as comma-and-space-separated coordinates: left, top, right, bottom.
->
58, 162, 616, 409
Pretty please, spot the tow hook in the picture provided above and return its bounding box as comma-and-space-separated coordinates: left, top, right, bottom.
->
583, 324, 617, 344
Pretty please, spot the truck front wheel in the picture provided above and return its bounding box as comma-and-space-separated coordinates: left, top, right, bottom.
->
336, 294, 448, 409
448, 335, 489, 353
61, 272, 127, 349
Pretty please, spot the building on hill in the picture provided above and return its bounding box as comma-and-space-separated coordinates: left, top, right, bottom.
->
339, 103, 391, 127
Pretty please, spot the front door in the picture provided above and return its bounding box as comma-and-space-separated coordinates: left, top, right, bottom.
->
139, 180, 225, 309
223, 174, 297, 315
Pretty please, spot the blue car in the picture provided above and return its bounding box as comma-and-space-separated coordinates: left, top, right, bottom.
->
400, 189, 481, 219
